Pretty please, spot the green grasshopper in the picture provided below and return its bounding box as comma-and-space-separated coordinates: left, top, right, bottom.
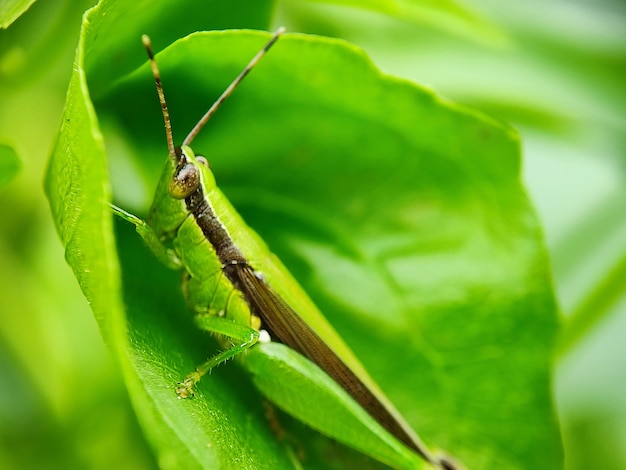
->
114, 28, 458, 470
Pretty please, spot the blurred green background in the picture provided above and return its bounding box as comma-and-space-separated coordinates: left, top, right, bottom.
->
1, 0, 624, 468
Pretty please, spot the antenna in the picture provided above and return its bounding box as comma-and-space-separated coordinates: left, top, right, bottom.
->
142, 34, 176, 159
182, 27, 286, 147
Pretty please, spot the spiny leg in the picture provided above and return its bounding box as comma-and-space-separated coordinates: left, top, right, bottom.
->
176, 314, 260, 398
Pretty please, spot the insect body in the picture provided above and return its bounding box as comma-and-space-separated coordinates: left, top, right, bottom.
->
115, 28, 458, 470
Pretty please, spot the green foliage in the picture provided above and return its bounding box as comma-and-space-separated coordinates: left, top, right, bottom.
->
2, 0, 624, 469
301, 0, 506, 44
42, 0, 562, 467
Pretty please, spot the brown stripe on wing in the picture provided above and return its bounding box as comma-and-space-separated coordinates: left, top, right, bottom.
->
231, 262, 432, 461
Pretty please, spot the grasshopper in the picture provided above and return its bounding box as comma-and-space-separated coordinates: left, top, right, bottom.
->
114, 28, 458, 470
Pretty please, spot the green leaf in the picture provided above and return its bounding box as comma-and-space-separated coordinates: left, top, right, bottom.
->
246, 342, 429, 468
0, 144, 20, 189
45, 0, 563, 468
0, 0, 36, 28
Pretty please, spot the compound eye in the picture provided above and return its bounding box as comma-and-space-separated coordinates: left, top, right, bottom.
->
195, 155, 209, 167
169, 162, 200, 199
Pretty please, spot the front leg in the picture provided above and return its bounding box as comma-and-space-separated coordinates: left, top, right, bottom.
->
111, 204, 181, 270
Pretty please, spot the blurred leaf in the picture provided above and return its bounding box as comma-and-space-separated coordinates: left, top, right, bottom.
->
0, 0, 36, 28
45, 0, 562, 468
558, 252, 626, 356
0, 144, 19, 189
291, 0, 507, 45
563, 410, 626, 470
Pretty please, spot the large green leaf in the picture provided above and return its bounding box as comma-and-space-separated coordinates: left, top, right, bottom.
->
45, 0, 562, 468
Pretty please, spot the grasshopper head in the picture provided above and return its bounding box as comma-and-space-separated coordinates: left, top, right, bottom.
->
168, 145, 216, 199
